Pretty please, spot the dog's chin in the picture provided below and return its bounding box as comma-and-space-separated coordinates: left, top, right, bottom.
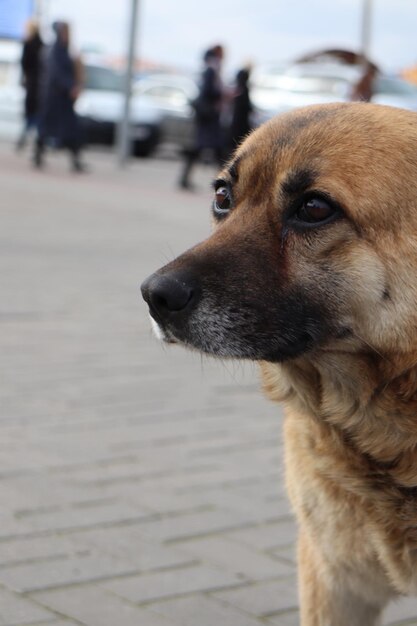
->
149, 315, 318, 362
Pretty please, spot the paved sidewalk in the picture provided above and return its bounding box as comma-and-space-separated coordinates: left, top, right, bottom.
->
0, 144, 416, 625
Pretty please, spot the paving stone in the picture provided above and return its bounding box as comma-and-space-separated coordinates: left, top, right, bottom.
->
68, 526, 196, 571
272, 543, 297, 565
102, 562, 242, 603
19, 622, 81, 626
33, 585, 175, 626
265, 610, 300, 625
212, 577, 298, 616
0, 475, 108, 511
178, 536, 295, 580
132, 508, 257, 543
384, 596, 417, 624
0, 535, 70, 566
188, 489, 288, 522
0, 502, 153, 540
0, 526, 193, 575
224, 519, 297, 552
0, 588, 55, 625
150, 594, 265, 626
0, 552, 146, 592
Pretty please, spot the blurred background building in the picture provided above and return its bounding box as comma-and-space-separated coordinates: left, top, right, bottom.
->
1, 0, 417, 159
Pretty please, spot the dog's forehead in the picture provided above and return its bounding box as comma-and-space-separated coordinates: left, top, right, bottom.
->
236, 103, 413, 168
254, 105, 381, 168
224, 105, 347, 196
221, 107, 340, 205
238, 104, 344, 158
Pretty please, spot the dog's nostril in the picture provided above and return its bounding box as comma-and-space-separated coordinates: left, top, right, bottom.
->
142, 273, 196, 317
151, 285, 193, 313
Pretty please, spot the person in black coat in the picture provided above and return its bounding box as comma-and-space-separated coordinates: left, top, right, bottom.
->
179, 45, 225, 190
228, 67, 253, 152
17, 20, 44, 150
34, 21, 86, 172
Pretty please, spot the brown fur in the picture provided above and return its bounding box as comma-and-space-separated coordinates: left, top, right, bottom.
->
142, 103, 417, 624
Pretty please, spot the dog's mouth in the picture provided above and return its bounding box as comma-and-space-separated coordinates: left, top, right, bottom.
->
149, 311, 321, 362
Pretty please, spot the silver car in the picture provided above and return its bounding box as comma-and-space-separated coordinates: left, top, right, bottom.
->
250, 62, 417, 122
76, 64, 198, 157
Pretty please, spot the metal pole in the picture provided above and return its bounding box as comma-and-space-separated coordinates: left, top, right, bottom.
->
34, 0, 41, 20
117, 0, 139, 166
360, 0, 373, 61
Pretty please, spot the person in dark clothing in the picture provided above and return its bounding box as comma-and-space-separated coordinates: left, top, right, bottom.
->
228, 67, 253, 153
179, 45, 225, 190
34, 21, 86, 172
17, 20, 44, 150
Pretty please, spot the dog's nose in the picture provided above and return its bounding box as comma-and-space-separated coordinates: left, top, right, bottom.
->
141, 272, 197, 319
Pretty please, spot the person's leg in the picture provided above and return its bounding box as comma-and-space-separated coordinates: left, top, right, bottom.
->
66, 135, 87, 173
69, 147, 86, 172
179, 148, 199, 189
33, 133, 45, 168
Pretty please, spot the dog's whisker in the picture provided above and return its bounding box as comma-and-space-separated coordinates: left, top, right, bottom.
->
161, 251, 174, 264
351, 330, 389, 362
218, 358, 251, 389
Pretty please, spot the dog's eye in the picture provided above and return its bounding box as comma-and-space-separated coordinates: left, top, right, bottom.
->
213, 186, 231, 217
295, 197, 336, 225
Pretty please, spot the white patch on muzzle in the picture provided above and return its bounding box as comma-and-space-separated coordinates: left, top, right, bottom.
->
149, 315, 166, 341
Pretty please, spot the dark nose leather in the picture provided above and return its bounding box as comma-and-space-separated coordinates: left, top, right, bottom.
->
141, 272, 197, 319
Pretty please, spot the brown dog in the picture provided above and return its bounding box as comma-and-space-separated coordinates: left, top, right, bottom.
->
141, 102, 417, 625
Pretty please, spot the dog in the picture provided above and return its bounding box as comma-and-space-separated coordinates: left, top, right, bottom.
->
141, 102, 417, 625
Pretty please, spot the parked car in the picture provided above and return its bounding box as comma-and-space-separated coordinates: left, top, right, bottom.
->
76, 63, 157, 156
133, 74, 198, 152
250, 62, 417, 122
76, 64, 198, 157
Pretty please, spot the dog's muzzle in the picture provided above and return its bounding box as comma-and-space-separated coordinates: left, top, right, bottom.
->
141, 263, 330, 362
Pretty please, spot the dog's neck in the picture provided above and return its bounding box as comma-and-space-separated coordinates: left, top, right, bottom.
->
261, 351, 417, 486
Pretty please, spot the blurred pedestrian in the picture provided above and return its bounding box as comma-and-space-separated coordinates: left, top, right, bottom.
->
16, 19, 44, 151
179, 45, 226, 191
228, 66, 254, 154
34, 21, 86, 172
